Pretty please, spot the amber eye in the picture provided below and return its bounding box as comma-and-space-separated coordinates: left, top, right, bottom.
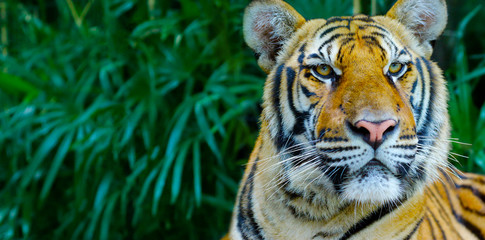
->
316, 65, 332, 76
312, 64, 334, 80
388, 62, 404, 75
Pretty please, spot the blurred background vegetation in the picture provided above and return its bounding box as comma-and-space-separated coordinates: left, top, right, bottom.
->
0, 0, 483, 239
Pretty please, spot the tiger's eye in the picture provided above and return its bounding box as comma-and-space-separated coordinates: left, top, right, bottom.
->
389, 62, 403, 74
315, 64, 332, 77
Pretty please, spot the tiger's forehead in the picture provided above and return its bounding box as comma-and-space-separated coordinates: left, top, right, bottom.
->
303, 15, 409, 68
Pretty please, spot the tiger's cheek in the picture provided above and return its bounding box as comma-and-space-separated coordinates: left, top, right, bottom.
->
314, 98, 348, 141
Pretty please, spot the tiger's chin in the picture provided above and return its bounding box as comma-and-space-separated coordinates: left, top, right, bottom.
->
341, 166, 403, 204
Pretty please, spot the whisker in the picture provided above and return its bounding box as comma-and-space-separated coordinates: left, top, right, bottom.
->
417, 136, 471, 146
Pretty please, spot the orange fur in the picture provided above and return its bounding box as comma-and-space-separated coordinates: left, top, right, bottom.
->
226, 0, 485, 239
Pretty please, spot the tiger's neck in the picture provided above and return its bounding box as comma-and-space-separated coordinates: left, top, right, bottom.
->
241, 126, 427, 239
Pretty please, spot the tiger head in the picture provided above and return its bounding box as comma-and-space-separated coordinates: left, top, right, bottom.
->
244, 0, 450, 206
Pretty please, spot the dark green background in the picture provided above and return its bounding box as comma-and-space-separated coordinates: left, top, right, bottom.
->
0, 0, 484, 239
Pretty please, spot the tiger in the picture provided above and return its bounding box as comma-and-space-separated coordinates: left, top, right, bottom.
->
223, 0, 485, 239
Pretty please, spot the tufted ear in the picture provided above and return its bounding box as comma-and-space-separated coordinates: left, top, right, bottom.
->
243, 0, 306, 73
386, 0, 447, 53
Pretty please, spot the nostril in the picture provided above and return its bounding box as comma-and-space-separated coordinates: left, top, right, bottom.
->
350, 119, 397, 149
383, 124, 395, 136
354, 125, 371, 141
378, 120, 397, 140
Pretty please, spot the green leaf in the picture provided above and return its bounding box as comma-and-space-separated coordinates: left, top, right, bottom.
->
99, 193, 119, 240
39, 130, 75, 202
193, 141, 202, 206
0, 72, 39, 100
119, 102, 145, 147
195, 100, 222, 164
85, 174, 113, 240
202, 195, 233, 212
20, 125, 70, 189
152, 154, 176, 214
452, 66, 485, 85
164, 103, 192, 161
170, 140, 191, 204
134, 157, 159, 223
456, 5, 482, 41
131, 18, 180, 40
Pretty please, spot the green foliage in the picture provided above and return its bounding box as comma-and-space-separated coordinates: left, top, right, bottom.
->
1, 0, 262, 238
0, 0, 484, 239
446, 4, 485, 173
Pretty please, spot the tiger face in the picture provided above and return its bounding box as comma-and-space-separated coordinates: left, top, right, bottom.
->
244, 0, 449, 206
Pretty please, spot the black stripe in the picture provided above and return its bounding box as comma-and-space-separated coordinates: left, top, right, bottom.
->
319, 33, 354, 51
358, 24, 390, 34
390, 144, 417, 150
301, 84, 316, 98
370, 31, 387, 39
429, 212, 447, 240
414, 58, 425, 132
325, 166, 348, 193
362, 35, 379, 45
454, 184, 485, 216
410, 78, 418, 96
340, 37, 355, 47
454, 215, 485, 240
403, 217, 424, 240
298, 43, 306, 64
286, 67, 308, 135
417, 59, 436, 147
381, 35, 398, 54
273, 64, 287, 151
312, 232, 333, 239
412, 161, 427, 183
427, 183, 462, 238
308, 53, 322, 60
318, 146, 359, 153
353, 16, 374, 22
440, 175, 485, 240
237, 159, 264, 239
348, 44, 355, 55
319, 25, 348, 38
325, 17, 350, 25
282, 184, 305, 200
455, 184, 485, 205
425, 216, 437, 240
336, 46, 343, 64
320, 137, 348, 142
338, 200, 406, 239
397, 49, 408, 58
396, 162, 411, 178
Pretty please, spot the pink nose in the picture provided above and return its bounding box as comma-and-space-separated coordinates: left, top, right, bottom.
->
355, 120, 397, 148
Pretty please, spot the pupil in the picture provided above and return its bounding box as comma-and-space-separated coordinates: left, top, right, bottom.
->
321, 66, 328, 74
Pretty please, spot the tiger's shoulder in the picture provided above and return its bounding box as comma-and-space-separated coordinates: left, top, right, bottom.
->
420, 171, 485, 239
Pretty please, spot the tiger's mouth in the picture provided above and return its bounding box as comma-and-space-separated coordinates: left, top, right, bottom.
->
347, 156, 412, 182
361, 158, 408, 178
342, 158, 404, 203
282, 145, 416, 204
365, 159, 383, 167
355, 158, 394, 180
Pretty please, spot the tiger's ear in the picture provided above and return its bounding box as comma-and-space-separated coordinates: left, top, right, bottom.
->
386, 0, 447, 51
243, 0, 306, 73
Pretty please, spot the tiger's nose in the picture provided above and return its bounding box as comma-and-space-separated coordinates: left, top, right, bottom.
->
352, 120, 397, 149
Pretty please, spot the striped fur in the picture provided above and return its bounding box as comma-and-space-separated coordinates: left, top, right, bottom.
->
225, 0, 485, 239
